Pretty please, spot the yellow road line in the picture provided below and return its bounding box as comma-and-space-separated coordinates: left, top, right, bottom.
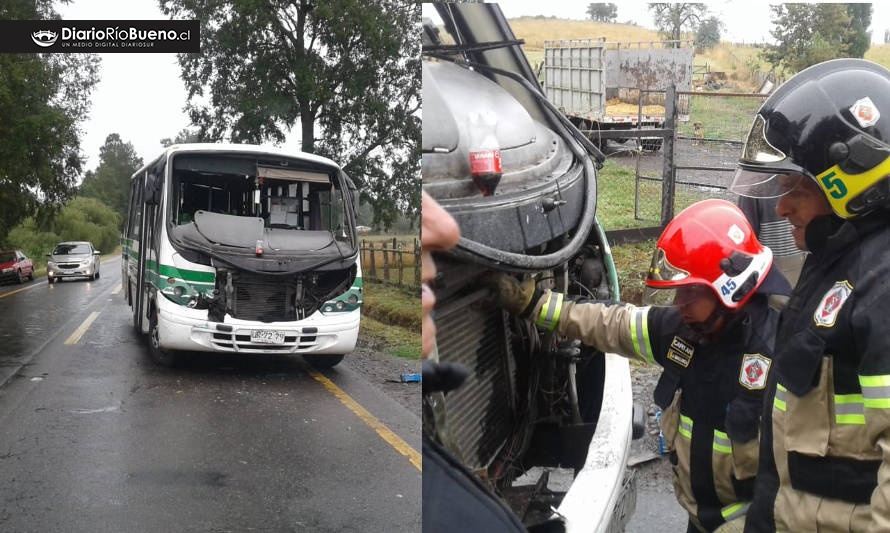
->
0, 284, 37, 298
64, 311, 101, 345
309, 370, 421, 472
111, 283, 122, 295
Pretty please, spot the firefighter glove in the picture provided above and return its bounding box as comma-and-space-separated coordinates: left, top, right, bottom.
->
482, 274, 566, 332
482, 273, 539, 317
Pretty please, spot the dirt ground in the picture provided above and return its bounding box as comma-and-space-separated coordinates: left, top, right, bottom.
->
626, 360, 689, 532
341, 334, 421, 414
628, 361, 675, 489
604, 137, 743, 189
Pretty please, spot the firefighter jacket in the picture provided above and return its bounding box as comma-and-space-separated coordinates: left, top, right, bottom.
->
423, 433, 530, 532
744, 213, 890, 533
531, 292, 778, 532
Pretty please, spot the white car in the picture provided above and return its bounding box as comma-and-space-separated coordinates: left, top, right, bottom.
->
47, 241, 101, 283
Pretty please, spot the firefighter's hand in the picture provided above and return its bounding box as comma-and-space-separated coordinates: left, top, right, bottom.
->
482, 273, 538, 316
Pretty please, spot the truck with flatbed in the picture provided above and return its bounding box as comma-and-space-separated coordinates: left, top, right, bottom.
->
543, 38, 693, 152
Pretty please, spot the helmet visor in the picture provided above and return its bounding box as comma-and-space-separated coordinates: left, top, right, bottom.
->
646, 247, 689, 283
739, 115, 787, 165
731, 114, 809, 198
729, 169, 806, 198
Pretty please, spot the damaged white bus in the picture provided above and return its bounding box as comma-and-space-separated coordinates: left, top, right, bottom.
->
122, 144, 362, 368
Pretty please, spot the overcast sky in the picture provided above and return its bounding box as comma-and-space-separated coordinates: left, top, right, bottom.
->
56, 0, 192, 171
58, 1, 890, 172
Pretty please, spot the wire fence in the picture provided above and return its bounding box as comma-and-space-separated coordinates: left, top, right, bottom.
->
594, 89, 770, 241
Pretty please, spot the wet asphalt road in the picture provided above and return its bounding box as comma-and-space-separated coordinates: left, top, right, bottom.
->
0, 257, 420, 532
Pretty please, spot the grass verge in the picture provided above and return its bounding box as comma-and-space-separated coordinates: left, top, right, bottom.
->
360, 280, 420, 360
610, 239, 656, 306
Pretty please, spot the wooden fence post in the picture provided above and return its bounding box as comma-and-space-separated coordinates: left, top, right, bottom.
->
382, 242, 390, 283
397, 241, 404, 287
414, 239, 421, 288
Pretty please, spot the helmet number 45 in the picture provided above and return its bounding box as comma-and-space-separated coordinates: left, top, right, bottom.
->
721, 279, 737, 296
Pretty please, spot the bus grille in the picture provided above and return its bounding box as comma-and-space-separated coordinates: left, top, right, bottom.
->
230, 273, 296, 322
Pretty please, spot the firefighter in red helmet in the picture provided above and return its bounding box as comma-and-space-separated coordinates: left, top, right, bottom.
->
486, 199, 791, 532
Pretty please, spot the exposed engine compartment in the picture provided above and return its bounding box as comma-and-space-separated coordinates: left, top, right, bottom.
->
422, 4, 636, 530
198, 265, 356, 323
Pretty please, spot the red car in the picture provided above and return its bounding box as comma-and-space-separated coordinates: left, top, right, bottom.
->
0, 249, 34, 284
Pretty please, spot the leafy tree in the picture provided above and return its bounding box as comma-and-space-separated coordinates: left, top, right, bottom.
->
648, 3, 707, 45
7, 197, 121, 264
6, 218, 60, 264
53, 197, 121, 253
79, 134, 143, 226
0, 0, 100, 243
762, 3, 861, 74
845, 4, 872, 58
160, 127, 203, 147
695, 16, 723, 51
586, 3, 618, 23
159, 0, 420, 230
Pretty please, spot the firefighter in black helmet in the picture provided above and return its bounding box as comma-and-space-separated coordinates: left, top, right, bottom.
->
729, 58, 890, 532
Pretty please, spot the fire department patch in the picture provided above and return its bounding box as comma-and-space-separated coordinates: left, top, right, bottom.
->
666, 336, 694, 368
850, 96, 881, 128
813, 280, 853, 328
739, 353, 770, 390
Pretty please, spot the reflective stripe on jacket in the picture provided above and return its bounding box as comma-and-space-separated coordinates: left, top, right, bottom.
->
550, 293, 778, 532
745, 214, 890, 532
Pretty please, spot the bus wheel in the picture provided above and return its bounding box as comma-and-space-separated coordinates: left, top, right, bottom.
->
303, 355, 344, 369
149, 311, 178, 367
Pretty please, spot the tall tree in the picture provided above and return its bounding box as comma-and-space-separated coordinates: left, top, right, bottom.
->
648, 3, 707, 45
0, 1, 100, 242
695, 16, 723, 51
762, 3, 861, 74
160, 127, 203, 147
845, 3, 872, 58
159, 0, 421, 229
586, 3, 618, 23
79, 134, 143, 225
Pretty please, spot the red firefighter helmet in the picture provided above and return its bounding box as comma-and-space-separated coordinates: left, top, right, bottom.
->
645, 199, 774, 309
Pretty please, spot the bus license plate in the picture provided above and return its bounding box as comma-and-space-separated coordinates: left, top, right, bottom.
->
252, 330, 286, 344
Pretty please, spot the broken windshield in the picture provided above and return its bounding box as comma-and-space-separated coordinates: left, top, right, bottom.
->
168, 153, 354, 251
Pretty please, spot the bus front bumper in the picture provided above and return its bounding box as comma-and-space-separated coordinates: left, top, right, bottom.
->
155, 298, 360, 355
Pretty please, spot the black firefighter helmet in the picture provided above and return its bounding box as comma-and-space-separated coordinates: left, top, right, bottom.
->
731, 58, 890, 218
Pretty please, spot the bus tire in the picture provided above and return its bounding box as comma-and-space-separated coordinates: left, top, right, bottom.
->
303, 354, 345, 369
149, 310, 179, 367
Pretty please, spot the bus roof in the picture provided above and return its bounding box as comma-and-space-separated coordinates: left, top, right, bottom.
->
134, 143, 342, 175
